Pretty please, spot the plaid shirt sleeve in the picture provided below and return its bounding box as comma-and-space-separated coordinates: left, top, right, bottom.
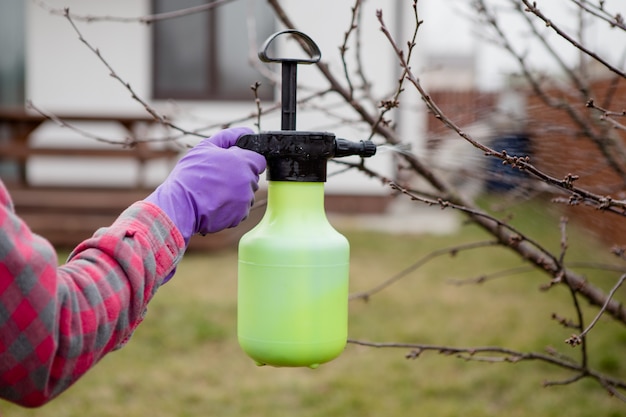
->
0, 182, 185, 407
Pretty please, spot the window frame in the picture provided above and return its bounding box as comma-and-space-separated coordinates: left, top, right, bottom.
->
151, 0, 274, 102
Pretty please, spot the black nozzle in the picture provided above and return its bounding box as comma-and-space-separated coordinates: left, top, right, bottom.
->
236, 132, 376, 182
335, 138, 377, 158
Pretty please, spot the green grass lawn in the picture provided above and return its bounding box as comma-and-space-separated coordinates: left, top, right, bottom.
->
3, 199, 626, 416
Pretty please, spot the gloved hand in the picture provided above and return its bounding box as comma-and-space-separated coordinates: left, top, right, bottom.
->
145, 127, 266, 247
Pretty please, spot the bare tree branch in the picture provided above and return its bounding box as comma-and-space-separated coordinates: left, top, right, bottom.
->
63, 9, 203, 139
566, 273, 626, 346
475, 0, 626, 186
35, 0, 237, 24
350, 240, 499, 301
522, 0, 626, 79
347, 338, 626, 394
569, 0, 626, 31
26, 100, 184, 147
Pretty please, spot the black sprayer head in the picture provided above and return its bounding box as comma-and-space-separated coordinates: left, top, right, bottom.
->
236, 131, 376, 182
235, 30, 376, 182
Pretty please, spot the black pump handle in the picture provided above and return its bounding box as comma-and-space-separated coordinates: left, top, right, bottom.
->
258, 30, 322, 64
258, 30, 322, 131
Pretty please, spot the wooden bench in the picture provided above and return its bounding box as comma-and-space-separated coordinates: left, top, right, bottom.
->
0, 109, 266, 250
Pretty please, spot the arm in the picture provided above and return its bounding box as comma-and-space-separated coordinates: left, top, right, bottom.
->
0, 189, 185, 407
0, 127, 265, 407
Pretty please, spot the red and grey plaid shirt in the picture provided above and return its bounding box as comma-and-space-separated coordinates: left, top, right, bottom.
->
0, 181, 185, 407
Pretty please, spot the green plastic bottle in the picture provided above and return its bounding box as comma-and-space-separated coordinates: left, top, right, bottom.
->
235, 30, 376, 368
238, 180, 349, 368
236, 132, 375, 368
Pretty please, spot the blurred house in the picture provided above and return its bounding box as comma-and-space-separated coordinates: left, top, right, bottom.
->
10, 2, 598, 246
0, 0, 402, 247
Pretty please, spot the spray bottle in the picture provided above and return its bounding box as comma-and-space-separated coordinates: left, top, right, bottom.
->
236, 30, 376, 368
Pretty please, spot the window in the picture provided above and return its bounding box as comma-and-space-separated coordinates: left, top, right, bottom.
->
152, 0, 275, 101
0, 1, 25, 107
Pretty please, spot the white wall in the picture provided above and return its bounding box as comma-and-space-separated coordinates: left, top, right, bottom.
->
26, 0, 162, 186
27, 0, 151, 115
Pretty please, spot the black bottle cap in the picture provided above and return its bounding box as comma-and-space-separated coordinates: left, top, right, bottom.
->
236, 131, 376, 182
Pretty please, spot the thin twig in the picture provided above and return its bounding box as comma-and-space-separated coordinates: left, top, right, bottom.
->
251, 82, 263, 132
348, 339, 575, 370
348, 339, 626, 398
567, 273, 626, 346
339, 0, 362, 101
560, 264, 588, 366
543, 373, 586, 387
36, 0, 236, 24
506, 0, 590, 98
26, 101, 184, 147
448, 265, 536, 286
522, 0, 626, 79
587, 99, 626, 132
558, 216, 569, 267
349, 240, 499, 301
62, 9, 202, 139
368, 0, 422, 142
389, 182, 562, 268
569, 0, 626, 31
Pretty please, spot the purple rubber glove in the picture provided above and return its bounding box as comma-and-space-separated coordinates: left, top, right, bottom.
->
146, 127, 266, 247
